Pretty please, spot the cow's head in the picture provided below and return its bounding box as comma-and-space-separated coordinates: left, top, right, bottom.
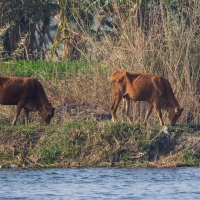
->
168, 106, 183, 125
40, 104, 55, 124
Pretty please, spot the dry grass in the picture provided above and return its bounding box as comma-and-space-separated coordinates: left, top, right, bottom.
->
45, 1, 200, 126
0, 63, 199, 126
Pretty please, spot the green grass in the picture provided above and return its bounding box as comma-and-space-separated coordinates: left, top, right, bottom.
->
0, 60, 93, 79
0, 120, 199, 168
182, 151, 200, 166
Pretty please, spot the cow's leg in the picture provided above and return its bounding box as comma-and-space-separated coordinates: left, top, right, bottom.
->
12, 104, 23, 125
111, 94, 122, 123
122, 98, 126, 114
153, 102, 164, 126
24, 109, 29, 125
123, 97, 132, 124
143, 104, 153, 126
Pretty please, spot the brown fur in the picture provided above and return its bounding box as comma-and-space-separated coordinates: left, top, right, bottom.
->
0, 76, 55, 125
110, 70, 183, 126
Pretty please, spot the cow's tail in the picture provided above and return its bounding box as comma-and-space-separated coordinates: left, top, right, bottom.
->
110, 77, 115, 103
110, 75, 120, 111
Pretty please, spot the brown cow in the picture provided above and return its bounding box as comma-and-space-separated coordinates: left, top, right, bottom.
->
0, 76, 55, 125
110, 70, 183, 126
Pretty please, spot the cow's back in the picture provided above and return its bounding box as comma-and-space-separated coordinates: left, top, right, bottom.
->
110, 71, 140, 95
127, 73, 177, 103
110, 71, 154, 100
0, 76, 37, 105
110, 71, 177, 104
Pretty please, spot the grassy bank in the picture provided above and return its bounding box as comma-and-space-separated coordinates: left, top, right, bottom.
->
0, 61, 200, 168
0, 121, 199, 169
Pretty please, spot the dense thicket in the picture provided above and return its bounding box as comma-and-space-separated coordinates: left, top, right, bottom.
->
0, 0, 194, 61
0, 0, 58, 60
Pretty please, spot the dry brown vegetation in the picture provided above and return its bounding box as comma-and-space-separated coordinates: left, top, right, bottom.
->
48, 1, 200, 126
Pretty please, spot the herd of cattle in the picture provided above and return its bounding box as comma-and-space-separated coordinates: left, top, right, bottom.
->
0, 70, 183, 126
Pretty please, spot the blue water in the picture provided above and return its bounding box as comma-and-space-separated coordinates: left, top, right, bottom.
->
0, 167, 200, 199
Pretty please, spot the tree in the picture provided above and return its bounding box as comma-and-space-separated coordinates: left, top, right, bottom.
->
0, 0, 59, 60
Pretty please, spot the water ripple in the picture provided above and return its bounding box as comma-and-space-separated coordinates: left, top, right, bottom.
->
0, 167, 200, 199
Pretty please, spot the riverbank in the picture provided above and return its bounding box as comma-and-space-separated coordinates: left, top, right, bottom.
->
0, 61, 199, 168
0, 120, 199, 169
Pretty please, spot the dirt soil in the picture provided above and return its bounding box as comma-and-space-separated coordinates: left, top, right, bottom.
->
56, 102, 111, 124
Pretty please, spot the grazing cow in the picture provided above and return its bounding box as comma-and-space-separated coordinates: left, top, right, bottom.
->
110, 70, 183, 126
0, 76, 55, 125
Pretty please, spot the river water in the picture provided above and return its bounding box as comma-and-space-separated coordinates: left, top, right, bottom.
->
0, 167, 199, 199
